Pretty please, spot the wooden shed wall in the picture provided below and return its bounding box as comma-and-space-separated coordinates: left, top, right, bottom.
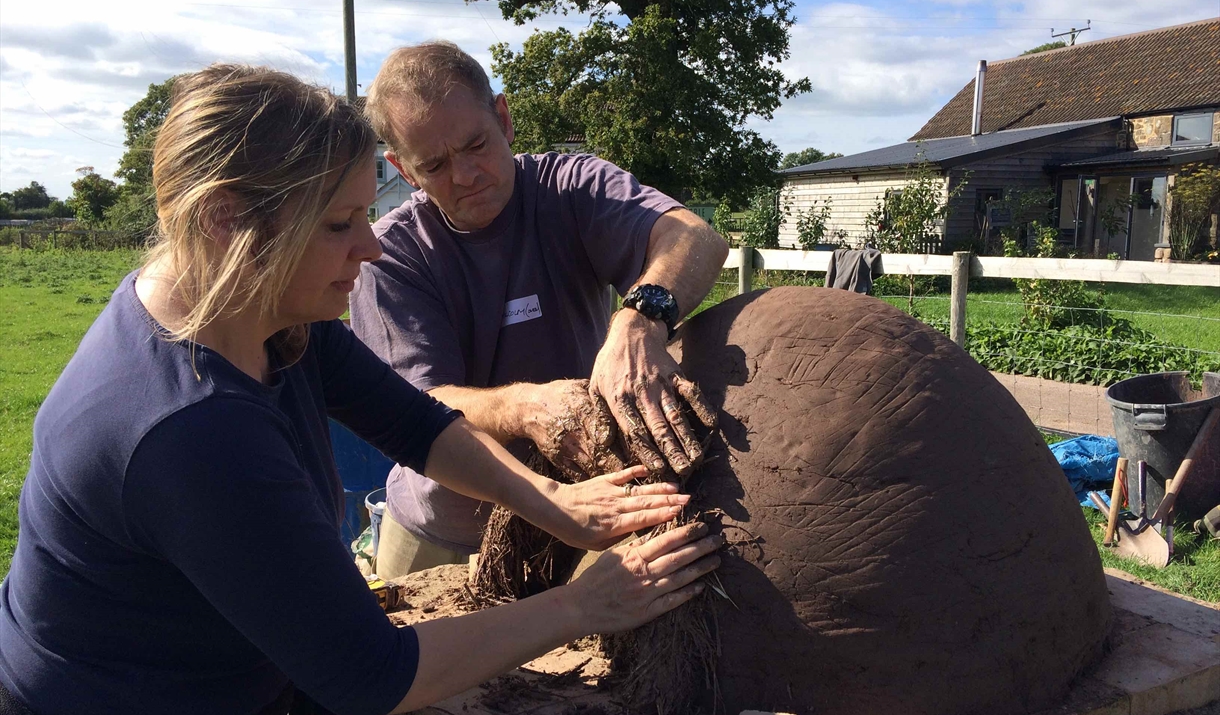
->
778, 171, 946, 248
780, 125, 1123, 252
943, 128, 1121, 249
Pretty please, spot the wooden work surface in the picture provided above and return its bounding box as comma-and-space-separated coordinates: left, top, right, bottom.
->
388, 566, 1220, 715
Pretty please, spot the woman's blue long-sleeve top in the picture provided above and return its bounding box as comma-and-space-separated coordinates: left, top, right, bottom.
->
0, 272, 461, 714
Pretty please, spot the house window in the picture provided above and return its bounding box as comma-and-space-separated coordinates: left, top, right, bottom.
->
376, 158, 386, 180
1172, 113, 1213, 146
368, 206, 378, 222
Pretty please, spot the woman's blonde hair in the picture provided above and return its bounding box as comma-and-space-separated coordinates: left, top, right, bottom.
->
147, 64, 376, 346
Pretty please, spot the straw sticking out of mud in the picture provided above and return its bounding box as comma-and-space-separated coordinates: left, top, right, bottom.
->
468, 448, 582, 606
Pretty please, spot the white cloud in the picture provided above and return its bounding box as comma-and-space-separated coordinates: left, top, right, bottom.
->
1, 0, 1216, 197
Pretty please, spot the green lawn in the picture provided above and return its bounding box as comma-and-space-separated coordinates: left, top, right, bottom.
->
1082, 507, 1220, 602
0, 247, 144, 575
699, 270, 1220, 352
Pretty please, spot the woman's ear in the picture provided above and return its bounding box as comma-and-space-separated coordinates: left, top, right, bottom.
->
200, 190, 241, 249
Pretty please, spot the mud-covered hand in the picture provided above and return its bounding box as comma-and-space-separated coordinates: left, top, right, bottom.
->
565, 521, 724, 634
589, 309, 718, 477
541, 465, 691, 551
519, 379, 627, 481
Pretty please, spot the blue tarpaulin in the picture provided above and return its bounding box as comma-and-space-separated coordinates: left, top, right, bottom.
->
1050, 435, 1120, 509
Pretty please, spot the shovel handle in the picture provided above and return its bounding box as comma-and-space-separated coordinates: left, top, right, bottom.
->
1152, 408, 1220, 523
1104, 457, 1128, 546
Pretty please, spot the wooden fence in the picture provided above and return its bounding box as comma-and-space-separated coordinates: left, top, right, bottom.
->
723, 247, 1220, 346
7, 230, 141, 250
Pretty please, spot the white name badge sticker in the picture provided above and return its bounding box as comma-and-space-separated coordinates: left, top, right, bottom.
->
502, 294, 543, 327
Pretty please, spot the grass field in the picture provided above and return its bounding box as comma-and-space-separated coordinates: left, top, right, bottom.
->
1, 248, 1217, 598
0, 247, 144, 574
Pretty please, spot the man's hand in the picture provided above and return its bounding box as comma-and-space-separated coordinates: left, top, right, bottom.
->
589, 309, 718, 477
518, 379, 627, 481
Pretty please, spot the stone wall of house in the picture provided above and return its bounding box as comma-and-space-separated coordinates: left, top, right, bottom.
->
1213, 113, 1220, 145
1130, 115, 1173, 147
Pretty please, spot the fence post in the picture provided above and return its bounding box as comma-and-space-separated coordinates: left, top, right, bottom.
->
950, 251, 970, 346
18, 231, 26, 249
738, 245, 754, 296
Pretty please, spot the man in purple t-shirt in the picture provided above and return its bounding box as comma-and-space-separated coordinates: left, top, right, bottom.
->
351, 41, 729, 575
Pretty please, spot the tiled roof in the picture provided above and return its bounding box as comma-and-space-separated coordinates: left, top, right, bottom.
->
912, 19, 1220, 141
782, 118, 1117, 175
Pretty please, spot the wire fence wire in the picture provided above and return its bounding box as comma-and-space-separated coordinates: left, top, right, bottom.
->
696, 268, 1220, 437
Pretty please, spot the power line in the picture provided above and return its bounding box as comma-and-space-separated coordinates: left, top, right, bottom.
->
15, 77, 124, 149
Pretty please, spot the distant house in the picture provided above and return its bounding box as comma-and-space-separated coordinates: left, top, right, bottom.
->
779, 19, 1220, 259
367, 145, 419, 222
350, 97, 419, 221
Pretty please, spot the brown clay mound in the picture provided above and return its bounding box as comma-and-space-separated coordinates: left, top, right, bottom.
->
656, 286, 1111, 715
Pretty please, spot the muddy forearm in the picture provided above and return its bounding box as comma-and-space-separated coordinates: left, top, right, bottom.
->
427, 384, 534, 444
633, 208, 729, 320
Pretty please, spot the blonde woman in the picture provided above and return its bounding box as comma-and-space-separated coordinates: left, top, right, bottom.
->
0, 65, 721, 715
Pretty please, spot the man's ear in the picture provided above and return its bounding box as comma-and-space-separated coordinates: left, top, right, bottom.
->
384, 150, 421, 190
494, 93, 515, 145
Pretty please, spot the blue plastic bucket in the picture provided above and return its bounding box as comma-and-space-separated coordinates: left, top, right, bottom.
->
365, 487, 388, 559
329, 419, 394, 544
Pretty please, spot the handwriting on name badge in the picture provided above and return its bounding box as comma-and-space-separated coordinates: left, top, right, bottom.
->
502, 294, 543, 327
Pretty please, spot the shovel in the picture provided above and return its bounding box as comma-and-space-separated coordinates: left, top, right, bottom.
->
1107, 408, 1219, 568
1088, 485, 1170, 568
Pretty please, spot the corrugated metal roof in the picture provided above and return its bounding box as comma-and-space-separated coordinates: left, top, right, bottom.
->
781, 118, 1119, 175
1057, 145, 1220, 168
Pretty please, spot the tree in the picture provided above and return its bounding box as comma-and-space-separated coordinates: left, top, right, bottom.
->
780, 147, 843, 170
1021, 41, 1067, 55
9, 181, 53, 210
68, 167, 121, 226
489, 0, 810, 205
107, 77, 176, 240
114, 77, 175, 189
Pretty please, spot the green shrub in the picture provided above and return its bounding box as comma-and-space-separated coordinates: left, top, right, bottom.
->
866, 158, 966, 253
740, 187, 781, 249
790, 197, 845, 249
925, 317, 1220, 387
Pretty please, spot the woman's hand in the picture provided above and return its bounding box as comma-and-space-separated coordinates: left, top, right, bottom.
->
544, 465, 690, 551
564, 521, 724, 635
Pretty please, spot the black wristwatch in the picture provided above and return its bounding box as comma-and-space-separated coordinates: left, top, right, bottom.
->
622, 284, 680, 339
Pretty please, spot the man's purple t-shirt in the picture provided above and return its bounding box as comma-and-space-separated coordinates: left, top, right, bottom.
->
350, 152, 682, 552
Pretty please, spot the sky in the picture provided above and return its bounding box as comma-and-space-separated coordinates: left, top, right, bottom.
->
2, 0, 1218, 199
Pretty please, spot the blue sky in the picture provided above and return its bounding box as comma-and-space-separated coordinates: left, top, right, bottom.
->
2, 0, 1218, 199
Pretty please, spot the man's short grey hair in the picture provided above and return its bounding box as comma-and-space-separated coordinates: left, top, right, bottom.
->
366, 41, 497, 154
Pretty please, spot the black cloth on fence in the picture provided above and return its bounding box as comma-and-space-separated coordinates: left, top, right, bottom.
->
826, 248, 884, 294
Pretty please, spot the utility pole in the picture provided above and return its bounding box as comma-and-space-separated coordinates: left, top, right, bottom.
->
1051, 20, 1091, 46
343, 0, 357, 102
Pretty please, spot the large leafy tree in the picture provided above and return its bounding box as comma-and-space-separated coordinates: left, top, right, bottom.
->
780, 147, 842, 170
107, 77, 176, 239
489, 0, 810, 204
67, 167, 120, 226
9, 181, 53, 210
